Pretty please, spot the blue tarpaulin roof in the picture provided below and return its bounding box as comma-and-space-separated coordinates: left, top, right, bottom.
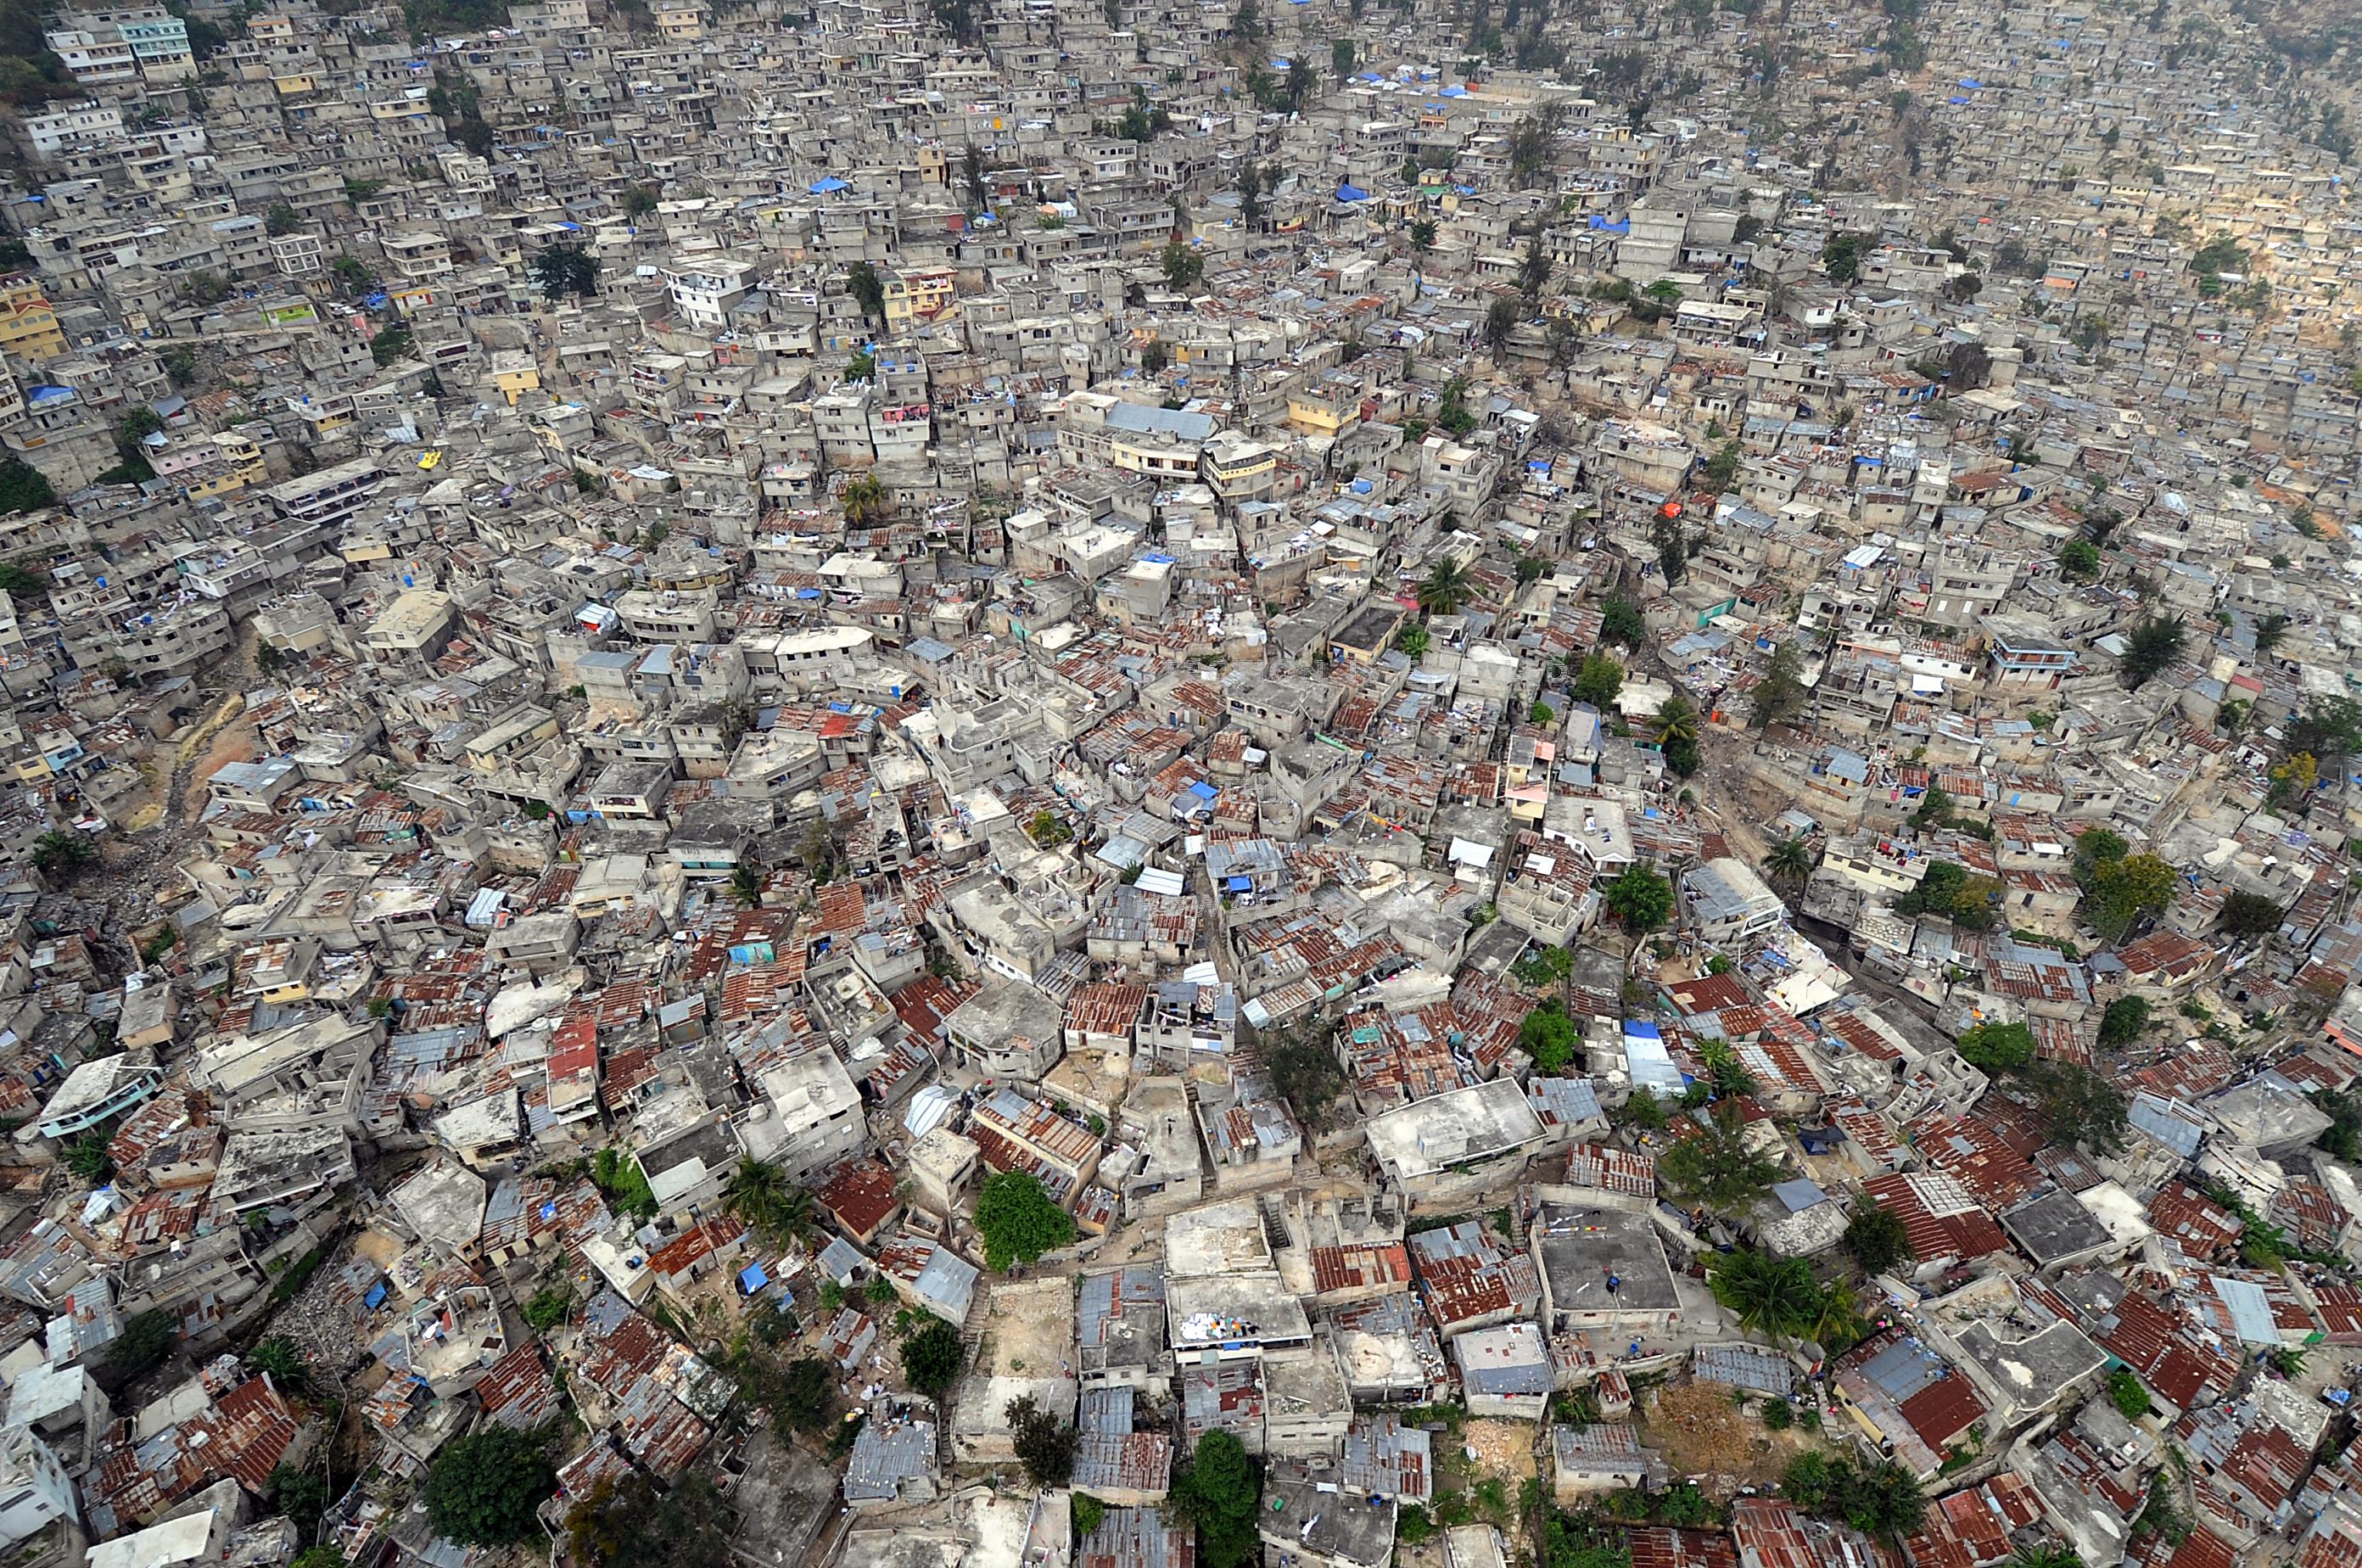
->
1336, 182, 1370, 202
739, 1261, 770, 1293
809, 176, 849, 193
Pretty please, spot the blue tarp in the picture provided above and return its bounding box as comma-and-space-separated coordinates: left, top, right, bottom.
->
739, 1262, 770, 1293
1335, 182, 1370, 202
809, 176, 849, 193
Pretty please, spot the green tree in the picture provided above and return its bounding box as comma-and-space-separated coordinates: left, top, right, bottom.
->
973, 1172, 1076, 1270
1570, 652, 1623, 710
1161, 240, 1206, 288
1005, 1395, 1077, 1487
1655, 694, 1702, 777
424, 1427, 556, 1547
1766, 836, 1813, 883
1602, 862, 1672, 932
248, 1336, 311, 1392
266, 203, 304, 236
842, 473, 892, 526
64, 1132, 112, 1184
1700, 1039, 1755, 1100
1332, 38, 1355, 77
1396, 623, 1430, 658
1409, 217, 1436, 250
329, 255, 377, 294
1417, 557, 1475, 615
1822, 232, 1866, 285
1782, 1451, 1925, 1537
2253, 613, 2291, 655
902, 1317, 964, 1395
592, 1145, 657, 1219
114, 1311, 176, 1377
1659, 1110, 1782, 1212
2119, 614, 2185, 688
564, 1472, 734, 1568
1699, 440, 1741, 491
725, 1161, 817, 1248
1614, 1086, 1669, 1131
2082, 852, 2174, 941
2007, 1548, 2084, 1568
1750, 641, 1810, 730
730, 864, 764, 906
1283, 56, 1317, 114
2107, 1369, 2150, 1420
1598, 593, 1647, 647
268, 1464, 331, 1540
1652, 513, 1691, 585
2217, 891, 2284, 937
1844, 1205, 1914, 1274
32, 830, 95, 880
529, 244, 600, 300
1529, 701, 1556, 725
844, 260, 886, 325
1956, 1021, 2036, 1073
2097, 995, 2150, 1045
523, 1286, 571, 1331
2026, 1061, 2127, 1153
370, 322, 417, 368
1262, 1022, 1345, 1128
1172, 1430, 1262, 1568
1709, 1250, 1822, 1341
1519, 1004, 1578, 1074
2058, 538, 2102, 580
1073, 1493, 1106, 1539
0, 458, 53, 515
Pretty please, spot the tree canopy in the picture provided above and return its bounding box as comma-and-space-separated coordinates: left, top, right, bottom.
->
2119, 614, 2185, 688
973, 1171, 1076, 1271
1570, 652, 1622, 710
564, 1473, 733, 1568
1603, 863, 1673, 932
1956, 1021, 2035, 1073
901, 1318, 964, 1396
1518, 1003, 1578, 1074
424, 1427, 557, 1547
1844, 1205, 1915, 1275
1172, 1431, 1262, 1568
1005, 1395, 1077, 1487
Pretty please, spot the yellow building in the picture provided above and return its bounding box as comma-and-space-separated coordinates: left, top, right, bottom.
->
490, 354, 541, 406
190, 432, 269, 499
1285, 390, 1357, 437
883, 268, 959, 329
0, 277, 67, 363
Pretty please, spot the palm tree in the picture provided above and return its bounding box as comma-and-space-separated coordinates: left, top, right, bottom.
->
770, 1184, 820, 1248
1767, 836, 1814, 883
1655, 694, 1703, 745
2008, 1548, 2084, 1568
1417, 557, 1475, 617
248, 1336, 311, 1393
1808, 1274, 1865, 1353
725, 1159, 802, 1244
1710, 1250, 1822, 1341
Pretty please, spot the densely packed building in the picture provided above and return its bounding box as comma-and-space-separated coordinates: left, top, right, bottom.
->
3, 0, 2362, 1565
